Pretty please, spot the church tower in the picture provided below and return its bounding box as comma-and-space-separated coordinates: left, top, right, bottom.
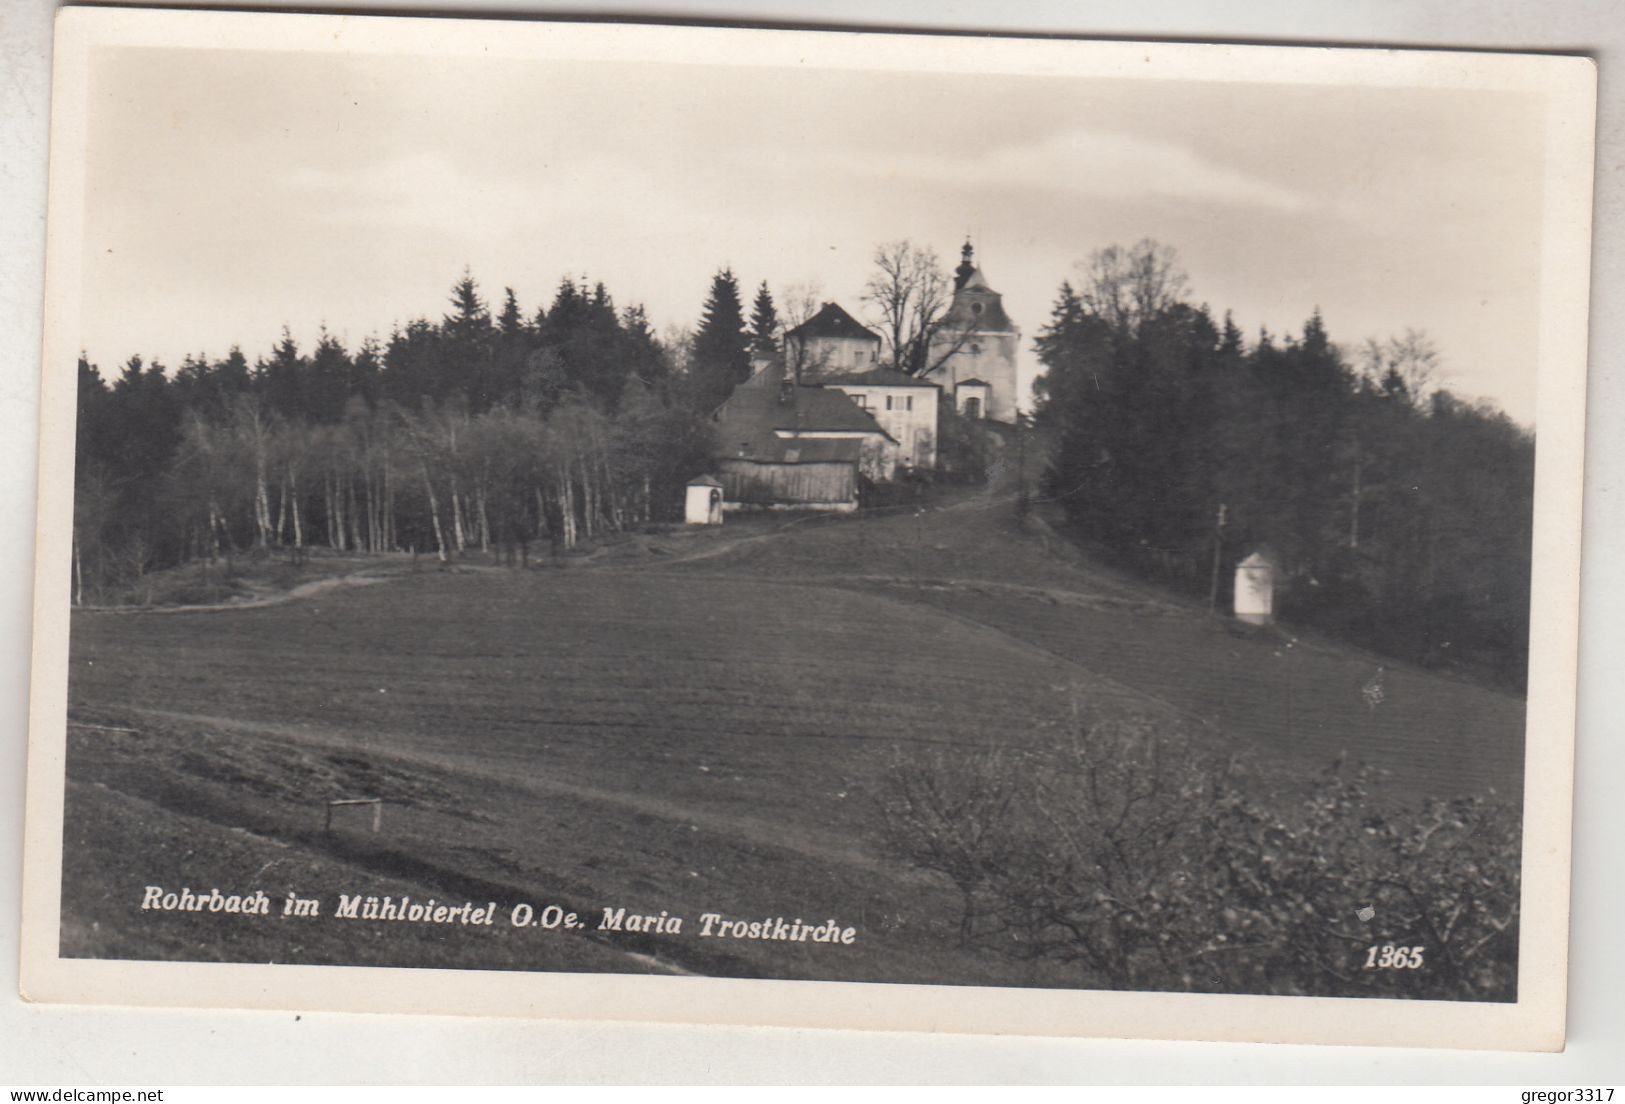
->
924, 241, 1021, 423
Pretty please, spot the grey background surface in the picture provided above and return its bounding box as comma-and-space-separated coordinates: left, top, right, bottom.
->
1, 0, 1620, 1084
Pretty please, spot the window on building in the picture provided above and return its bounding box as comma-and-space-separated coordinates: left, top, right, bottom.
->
970, 343, 981, 354
885, 395, 894, 411
905, 396, 913, 411
852, 393, 866, 409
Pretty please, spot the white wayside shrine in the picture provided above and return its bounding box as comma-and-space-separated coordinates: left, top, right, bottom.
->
1234, 550, 1278, 625
685, 475, 724, 525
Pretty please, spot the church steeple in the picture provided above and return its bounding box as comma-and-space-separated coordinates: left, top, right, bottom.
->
928, 237, 1020, 423
954, 239, 976, 291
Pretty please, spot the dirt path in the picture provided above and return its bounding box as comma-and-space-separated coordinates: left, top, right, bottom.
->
594, 510, 844, 571
78, 569, 403, 615
71, 484, 1119, 620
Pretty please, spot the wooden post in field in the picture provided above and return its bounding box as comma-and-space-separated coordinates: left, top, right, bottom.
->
1208, 504, 1227, 613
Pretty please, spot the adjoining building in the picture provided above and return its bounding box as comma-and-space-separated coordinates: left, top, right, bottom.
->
818, 368, 940, 470
710, 359, 898, 512
952, 378, 991, 422
784, 302, 883, 382
921, 241, 1021, 424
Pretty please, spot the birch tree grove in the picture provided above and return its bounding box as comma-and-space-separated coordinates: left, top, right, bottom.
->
145, 393, 708, 576
72, 271, 715, 602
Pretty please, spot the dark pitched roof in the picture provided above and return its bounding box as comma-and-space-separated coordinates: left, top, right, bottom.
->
785, 301, 883, 344
819, 367, 939, 389
779, 385, 895, 435
712, 360, 896, 463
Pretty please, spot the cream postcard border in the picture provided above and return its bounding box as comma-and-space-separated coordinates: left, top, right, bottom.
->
20, 7, 1596, 1051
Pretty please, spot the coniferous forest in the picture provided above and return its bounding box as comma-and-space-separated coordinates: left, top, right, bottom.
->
1035, 242, 1535, 690
70, 269, 759, 603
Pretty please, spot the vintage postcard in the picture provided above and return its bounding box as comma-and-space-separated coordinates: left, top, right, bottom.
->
20, 8, 1594, 1049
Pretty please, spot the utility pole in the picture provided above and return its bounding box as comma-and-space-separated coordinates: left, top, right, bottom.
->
1015, 410, 1029, 522
1349, 455, 1363, 551
1208, 503, 1227, 613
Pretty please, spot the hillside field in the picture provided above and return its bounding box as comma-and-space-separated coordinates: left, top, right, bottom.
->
59, 495, 1527, 989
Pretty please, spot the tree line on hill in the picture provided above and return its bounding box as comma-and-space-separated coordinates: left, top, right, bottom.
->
70, 242, 996, 606
73, 238, 1536, 693
1035, 240, 1535, 690
71, 267, 789, 602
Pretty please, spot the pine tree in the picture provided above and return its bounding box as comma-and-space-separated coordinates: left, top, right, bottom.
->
621, 304, 668, 391
382, 318, 441, 407
540, 276, 631, 409
750, 280, 780, 353
442, 270, 497, 411
256, 328, 307, 418
689, 267, 750, 410
306, 326, 353, 422
1219, 310, 1244, 358
171, 352, 213, 413
492, 287, 531, 409
497, 287, 524, 339
1035, 249, 1222, 584
108, 354, 181, 489
349, 335, 383, 404
213, 347, 252, 399
582, 281, 630, 409
75, 355, 109, 472
1030, 282, 1088, 416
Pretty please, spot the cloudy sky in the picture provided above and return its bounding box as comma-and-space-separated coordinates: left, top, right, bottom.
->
80, 36, 1547, 421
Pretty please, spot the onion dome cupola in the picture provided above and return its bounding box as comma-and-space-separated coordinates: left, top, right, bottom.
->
954, 239, 977, 291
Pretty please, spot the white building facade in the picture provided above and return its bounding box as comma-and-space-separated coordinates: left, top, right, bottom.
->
784, 302, 884, 381
820, 370, 939, 470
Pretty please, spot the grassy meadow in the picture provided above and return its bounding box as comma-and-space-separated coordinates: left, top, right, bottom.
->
60, 493, 1527, 989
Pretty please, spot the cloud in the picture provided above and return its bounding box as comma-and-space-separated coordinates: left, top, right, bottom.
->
283, 153, 525, 231
813, 128, 1318, 214
279, 151, 716, 241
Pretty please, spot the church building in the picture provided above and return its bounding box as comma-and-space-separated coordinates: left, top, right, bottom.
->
700, 239, 1020, 511
921, 242, 1022, 424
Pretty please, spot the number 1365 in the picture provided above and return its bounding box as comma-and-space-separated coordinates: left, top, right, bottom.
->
1365, 944, 1425, 969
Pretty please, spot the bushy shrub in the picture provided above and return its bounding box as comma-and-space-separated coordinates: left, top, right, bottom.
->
934, 394, 991, 484
879, 713, 1520, 1000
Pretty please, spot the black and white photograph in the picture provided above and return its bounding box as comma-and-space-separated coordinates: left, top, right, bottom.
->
18, 8, 1594, 1050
